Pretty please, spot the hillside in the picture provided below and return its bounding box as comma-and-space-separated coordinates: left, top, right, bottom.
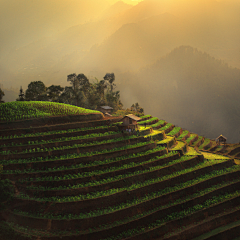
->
0, 102, 240, 240
117, 46, 240, 144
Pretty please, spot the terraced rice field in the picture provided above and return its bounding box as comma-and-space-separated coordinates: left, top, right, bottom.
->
0, 101, 240, 240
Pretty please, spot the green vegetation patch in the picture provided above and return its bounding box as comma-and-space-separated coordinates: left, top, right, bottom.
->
177, 130, 189, 140
25, 151, 177, 189
138, 117, 158, 125
6, 165, 240, 238
16, 157, 228, 202
0, 141, 155, 165
186, 147, 202, 156
170, 141, 185, 150
101, 191, 240, 240
13, 168, 240, 220
0, 125, 112, 140
198, 138, 211, 150
0, 101, 101, 122
201, 152, 230, 160
158, 123, 173, 131
157, 136, 174, 144
0, 134, 138, 155
167, 127, 182, 136
4, 146, 165, 175
140, 115, 151, 119
0, 131, 119, 148
185, 134, 197, 144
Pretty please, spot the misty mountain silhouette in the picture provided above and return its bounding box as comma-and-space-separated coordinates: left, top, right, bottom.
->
118, 46, 240, 144
96, 1, 133, 21
2, 0, 240, 89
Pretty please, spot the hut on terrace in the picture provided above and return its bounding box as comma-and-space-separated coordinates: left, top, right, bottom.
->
216, 134, 227, 145
97, 106, 113, 116
119, 114, 141, 131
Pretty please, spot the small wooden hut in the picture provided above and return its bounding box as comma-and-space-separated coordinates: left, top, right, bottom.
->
97, 106, 113, 115
216, 135, 227, 145
119, 114, 141, 130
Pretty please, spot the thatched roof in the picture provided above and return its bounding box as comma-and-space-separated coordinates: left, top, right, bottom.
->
216, 134, 227, 140
121, 114, 141, 121
99, 106, 113, 110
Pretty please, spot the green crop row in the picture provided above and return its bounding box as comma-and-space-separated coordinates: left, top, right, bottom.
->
10, 177, 240, 238
0, 101, 100, 122
8, 188, 240, 238
4, 146, 167, 175
177, 130, 189, 140
17, 188, 123, 202
148, 120, 166, 128
101, 190, 240, 240
16, 158, 232, 202
139, 115, 152, 119
186, 147, 202, 156
0, 141, 154, 165
198, 138, 211, 149
201, 152, 230, 160
0, 124, 112, 140
138, 117, 159, 124
158, 123, 173, 130
25, 152, 180, 188
192, 136, 203, 146
0, 135, 138, 155
185, 134, 197, 144
167, 127, 182, 136
0, 131, 119, 148
9, 204, 240, 239
125, 159, 225, 191
12, 175, 240, 221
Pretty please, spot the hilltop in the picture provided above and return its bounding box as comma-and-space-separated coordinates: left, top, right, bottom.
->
0, 102, 240, 240
0, 101, 104, 129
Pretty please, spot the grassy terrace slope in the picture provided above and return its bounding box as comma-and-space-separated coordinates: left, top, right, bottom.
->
0, 101, 240, 240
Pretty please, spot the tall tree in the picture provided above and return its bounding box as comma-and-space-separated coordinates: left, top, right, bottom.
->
85, 84, 101, 109
67, 73, 89, 107
0, 88, 5, 103
47, 85, 64, 102
105, 90, 122, 112
104, 73, 116, 92
25, 81, 48, 101
16, 86, 25, 101
77, 74, 90, 96
96, 79, 108, 100
58, 86, 75, 105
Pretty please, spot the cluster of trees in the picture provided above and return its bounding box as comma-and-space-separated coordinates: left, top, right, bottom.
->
130, 103, 144, 113
112, 103, 144, 117
0, 72, 144, 115
14, 73, 123, 112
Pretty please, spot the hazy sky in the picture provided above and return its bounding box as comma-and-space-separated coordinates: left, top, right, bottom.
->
108, 0, 143, 4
